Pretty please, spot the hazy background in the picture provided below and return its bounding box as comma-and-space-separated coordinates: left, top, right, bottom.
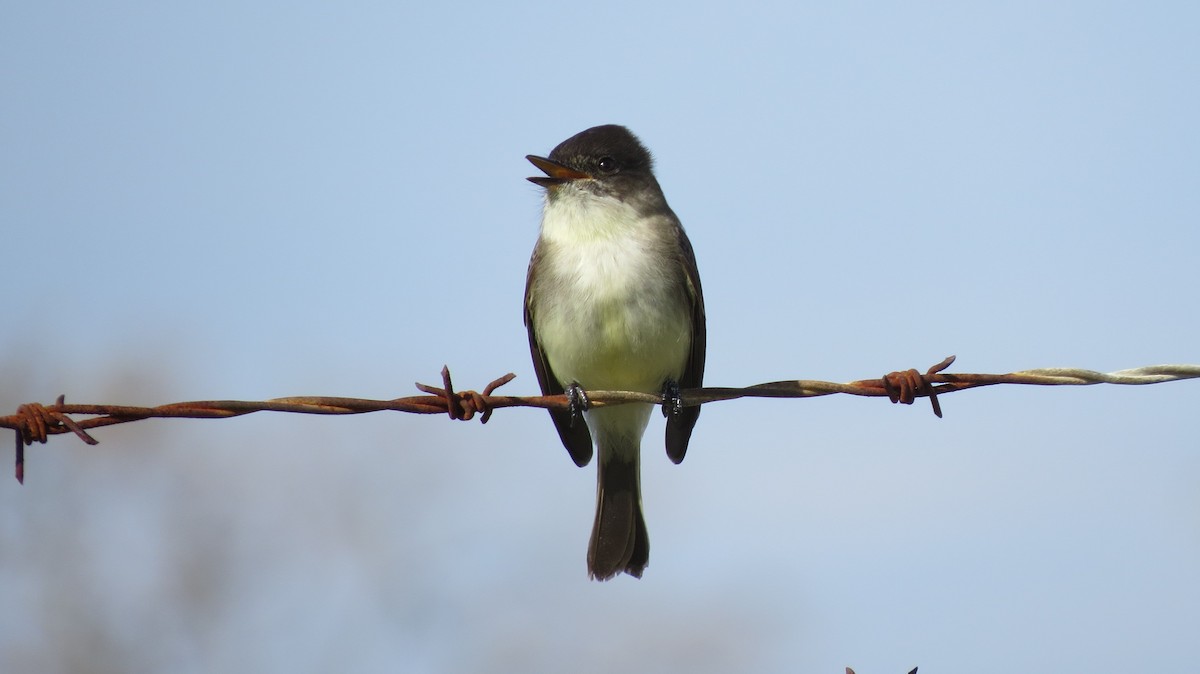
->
3, 2, 1198, 672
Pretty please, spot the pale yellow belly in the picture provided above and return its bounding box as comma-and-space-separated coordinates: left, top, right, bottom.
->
541, 292, 692, 395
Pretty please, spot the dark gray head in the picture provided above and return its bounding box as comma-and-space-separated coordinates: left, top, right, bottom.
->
526, 125, 661, 201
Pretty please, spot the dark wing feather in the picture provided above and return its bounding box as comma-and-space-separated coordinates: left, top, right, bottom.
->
665, 223, 706, 464
525, 249, 593, 467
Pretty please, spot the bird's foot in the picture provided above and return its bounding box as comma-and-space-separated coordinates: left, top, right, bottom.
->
566, 382, 591, 427
661, 379, 683, 419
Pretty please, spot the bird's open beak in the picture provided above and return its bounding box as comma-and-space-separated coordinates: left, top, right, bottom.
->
526, 155, 590, 187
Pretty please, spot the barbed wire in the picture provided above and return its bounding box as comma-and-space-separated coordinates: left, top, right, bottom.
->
3, 355, 1198, 484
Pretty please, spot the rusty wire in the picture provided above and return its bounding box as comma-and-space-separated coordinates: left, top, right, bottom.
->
3, 356, 1198, 484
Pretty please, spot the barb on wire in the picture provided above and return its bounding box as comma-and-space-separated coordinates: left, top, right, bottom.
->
3, 356, 1198, 483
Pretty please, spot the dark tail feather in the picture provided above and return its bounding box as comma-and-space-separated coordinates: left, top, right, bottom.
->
587, 455, 649, 580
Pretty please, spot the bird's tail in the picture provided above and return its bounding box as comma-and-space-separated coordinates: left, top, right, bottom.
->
588, 450, 649, 580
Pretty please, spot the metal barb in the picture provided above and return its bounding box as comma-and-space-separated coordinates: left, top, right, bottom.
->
414, 368, 517, 423
11, 395, 99, 483
881, 355, 955, 419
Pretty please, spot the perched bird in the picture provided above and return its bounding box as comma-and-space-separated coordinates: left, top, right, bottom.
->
524, 125, 706, 580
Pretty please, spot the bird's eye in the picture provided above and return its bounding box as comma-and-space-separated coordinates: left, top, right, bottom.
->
597, 156, 618, 174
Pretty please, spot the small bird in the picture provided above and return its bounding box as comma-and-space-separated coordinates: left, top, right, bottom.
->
524, 125, 706, 580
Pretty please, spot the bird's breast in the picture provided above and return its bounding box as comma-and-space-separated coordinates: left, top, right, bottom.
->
532, 200, 692, 394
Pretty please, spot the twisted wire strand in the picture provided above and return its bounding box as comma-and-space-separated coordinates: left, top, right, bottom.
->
1008, 364, 1200, 385
3, 358, 1197, 483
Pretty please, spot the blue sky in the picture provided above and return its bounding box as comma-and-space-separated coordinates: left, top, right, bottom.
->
3, 2, 1198, 672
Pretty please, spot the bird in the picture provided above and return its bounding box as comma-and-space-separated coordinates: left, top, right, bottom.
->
524, 124, 706, 580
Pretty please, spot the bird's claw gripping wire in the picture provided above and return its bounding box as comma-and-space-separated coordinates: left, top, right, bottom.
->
415, 367, 515, 423
881, 355, 956, 418
660, 379, 684, 419
565, 382, 591, 427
